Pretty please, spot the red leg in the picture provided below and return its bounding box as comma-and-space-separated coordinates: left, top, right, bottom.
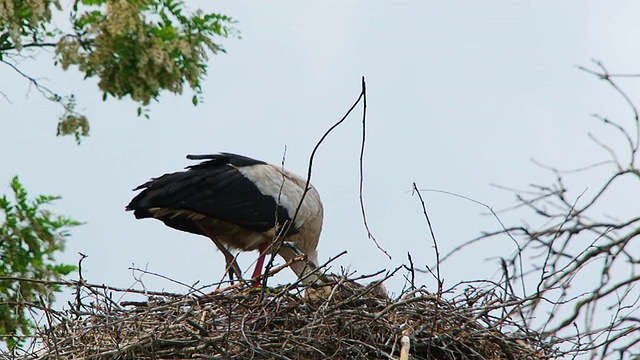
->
251, 242, 270, 286
195, 220, 243, 282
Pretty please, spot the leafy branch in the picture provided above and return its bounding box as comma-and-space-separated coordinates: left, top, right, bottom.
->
0, 176, 81, 350
0, 0, 237, 142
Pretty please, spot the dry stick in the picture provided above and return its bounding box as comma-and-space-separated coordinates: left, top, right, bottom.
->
84, 282, 121, 311
261, 219, 292, 290
250, 146, 290, 290
534, 190, 587, 298
259, 79, 369, 287
274, 251, 349, 300
412, 182, 443, 359
376, 297, 433, 321
206, 255, 307, 295
259, 145, 290, 289
530, 158, 614, 175
580, 60, 640, 163
286, 77, 367, 260
405, 252, 416, 290
359, 77, 391, 259
322, 266, 401, 314
499, 258, 519, 325
0, 276, 184, 298
128, 267, 207, 297
544, 274, 640, 336
411, 183, 442, 293
348, 268, 388, 283
39, 295, 61, 359
591, 114, 635, 162
75, 252, 88, 313
415, 187, 527, 298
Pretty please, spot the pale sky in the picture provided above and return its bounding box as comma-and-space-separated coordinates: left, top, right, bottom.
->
2, 2, 640, 335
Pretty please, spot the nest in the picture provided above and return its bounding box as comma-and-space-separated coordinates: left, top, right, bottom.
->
25, 271, 556, 360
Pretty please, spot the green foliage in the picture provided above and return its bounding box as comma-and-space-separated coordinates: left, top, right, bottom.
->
0, 0, 236, 142
0, 176, 81, 350
55, 95, 90, 142
58, 0, 234, 104
0, 0, 61, 53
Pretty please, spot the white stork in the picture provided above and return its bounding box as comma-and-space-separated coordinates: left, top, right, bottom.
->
126, 153, 323, 285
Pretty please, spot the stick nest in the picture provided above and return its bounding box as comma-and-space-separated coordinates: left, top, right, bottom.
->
29, 275, 556, 360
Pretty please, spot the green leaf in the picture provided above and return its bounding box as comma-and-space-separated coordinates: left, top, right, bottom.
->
82, 0, 106, 5
0, 176, 80, 349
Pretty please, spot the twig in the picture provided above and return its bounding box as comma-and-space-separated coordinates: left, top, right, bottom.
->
129, 266, 208, 296
411, 183, 442, 294
358, 77, 390, 259
287, 77, 366, 254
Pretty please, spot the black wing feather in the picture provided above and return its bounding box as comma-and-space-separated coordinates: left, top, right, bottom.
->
186, 153, 266, 168
126, 153, 293, 236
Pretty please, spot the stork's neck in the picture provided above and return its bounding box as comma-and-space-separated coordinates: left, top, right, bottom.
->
277, 246, 321, 284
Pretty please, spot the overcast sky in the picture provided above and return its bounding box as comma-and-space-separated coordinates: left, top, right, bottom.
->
2, 2, 640, 308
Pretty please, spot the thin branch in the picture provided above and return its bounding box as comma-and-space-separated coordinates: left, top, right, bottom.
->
358, 77, 390, 259
411, 183, 442, 294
